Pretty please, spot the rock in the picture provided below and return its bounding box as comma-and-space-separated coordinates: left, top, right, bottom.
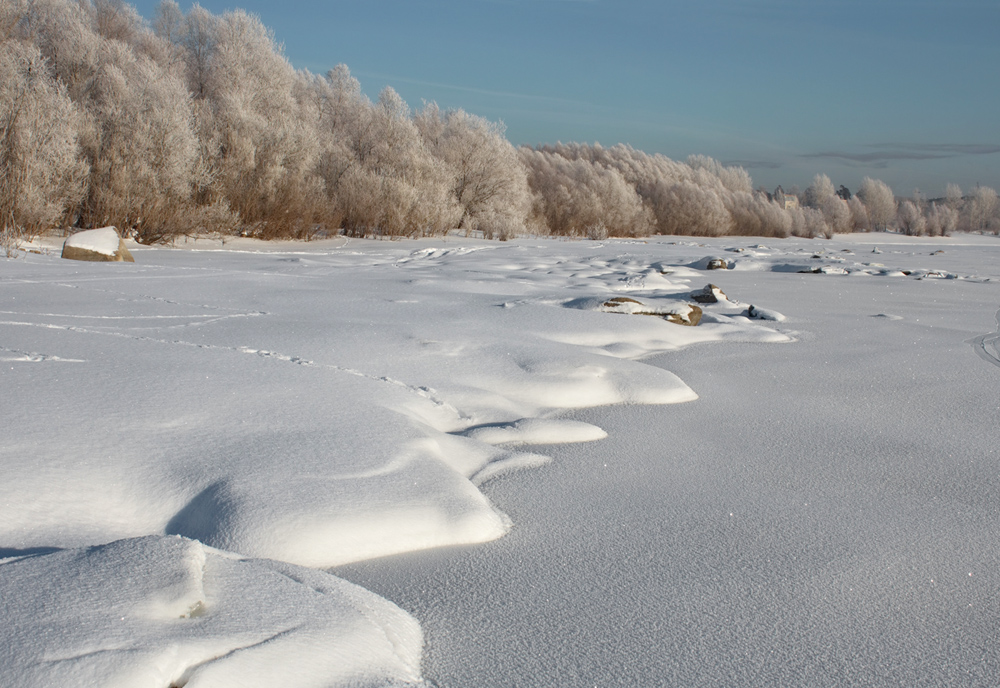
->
61, 227, 134, 263
602, 296, 645, 309
600, 296, 701, 325
747, 305, 786, 322
690, 284, 728, 304
665, 304, 702, 326
798, 266, 848, 275
691, 256, 730, 270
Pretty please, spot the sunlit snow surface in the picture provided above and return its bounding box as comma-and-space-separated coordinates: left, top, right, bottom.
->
3, 233, 1000, 686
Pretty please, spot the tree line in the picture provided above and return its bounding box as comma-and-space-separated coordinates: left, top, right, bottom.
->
2, 0, 998, 247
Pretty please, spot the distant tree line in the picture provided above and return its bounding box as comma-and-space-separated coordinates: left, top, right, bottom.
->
2, 0, 998, 247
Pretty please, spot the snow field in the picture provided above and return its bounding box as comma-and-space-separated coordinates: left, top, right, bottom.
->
4, 232, 998, 686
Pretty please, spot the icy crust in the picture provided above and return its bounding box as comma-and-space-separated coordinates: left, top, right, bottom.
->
0, 536, 424, 688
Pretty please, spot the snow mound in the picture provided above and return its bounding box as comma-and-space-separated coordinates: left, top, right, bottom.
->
0, 535, 424, 688
462, 418, 608, 445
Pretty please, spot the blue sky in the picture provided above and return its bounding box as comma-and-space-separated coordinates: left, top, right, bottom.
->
132, 0, 999, 197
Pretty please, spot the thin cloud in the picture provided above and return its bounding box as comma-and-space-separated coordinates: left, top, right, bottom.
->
724, 159, 783, 170
802, 143, 1000, 165
869, 143, 1000, 156
353, 71, 589, 108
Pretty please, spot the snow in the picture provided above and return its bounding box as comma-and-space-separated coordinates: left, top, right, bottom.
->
4, 232, 1000, 686
62, 226, 121, 256
0, 536, 423, 688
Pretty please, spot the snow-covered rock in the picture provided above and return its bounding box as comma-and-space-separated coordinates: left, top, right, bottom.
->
690, 283, 730, 304
62, 227, 134, 262
691, 256, 730, 270
747, 304, 786, 321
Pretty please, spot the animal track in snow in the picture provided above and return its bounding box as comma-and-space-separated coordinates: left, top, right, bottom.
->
0, 345, 85, 363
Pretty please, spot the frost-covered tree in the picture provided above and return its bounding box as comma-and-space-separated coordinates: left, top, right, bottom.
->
197, 8, 329, 237
803, 173, 836, 208
925, 202, 957, 237
334, 87, 459, 237
727, 191, 791, 237
686, 154, 752, 193
896, 200, 926, 236
804, 174, 849, 234
847, 195, 870, 232
967, 186, 999, 233
91, 0, 142, 44
520, 148, 653, 237
649, 179, 732, 236
79, 40, 200, 242
180, 3, 216, 98
416, 103, 529, 239
16, 0, 101, 101
152, 0, 184, 43
858, 177, 896, 231
0, 39, 87, 236
944, 183, 963, 209
819, 194, 851, 235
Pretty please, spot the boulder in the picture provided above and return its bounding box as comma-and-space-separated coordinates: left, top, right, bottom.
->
62, 227, 134, 262
691, 256, 730, 270
665, 304, 702, 327
747, 305, 786, 322
691, 284, 728, 304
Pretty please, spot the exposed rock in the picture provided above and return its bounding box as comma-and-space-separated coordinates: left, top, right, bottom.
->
690, 256, 730, 270
602, 296, 644, 309
747, 305, 786, 322
600, 296, 701, 325
690, 284, 728, 304
798, 266, 848, 275
666, 304, 702, 326
62, 227, 134, 263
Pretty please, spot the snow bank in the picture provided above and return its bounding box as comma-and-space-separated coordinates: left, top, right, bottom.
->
0, 536, 423, 688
